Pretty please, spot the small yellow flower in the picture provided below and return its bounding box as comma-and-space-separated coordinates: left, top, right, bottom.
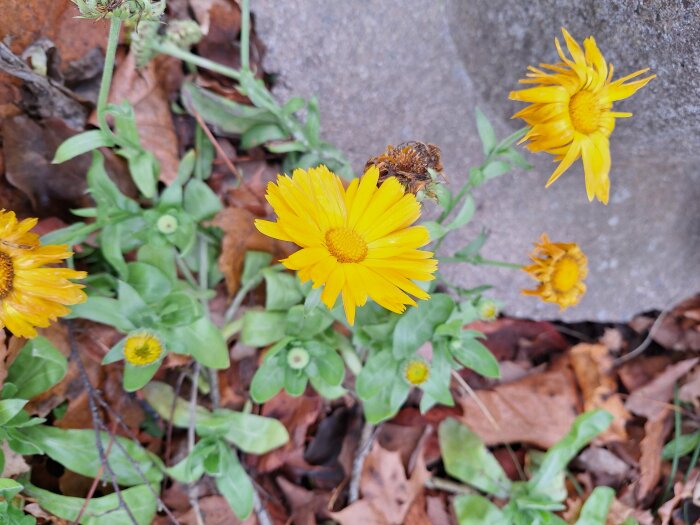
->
0, 210, 87, 338
403, 359, 430, 386
124, 332, 164, 366
522, 234, 587, 310
509, 28, 655, 204
255, 165, 438, 324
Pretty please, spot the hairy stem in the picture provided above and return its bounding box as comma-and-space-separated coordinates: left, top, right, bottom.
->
240, 0, 251, 71
97, 18, 122, 133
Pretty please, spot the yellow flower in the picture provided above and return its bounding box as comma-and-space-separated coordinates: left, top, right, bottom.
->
403, 359, 430, 386
124, 332, 164, 366
522, 234, 587, 310
0, 211, 86, 338
255, 165, 437, 324
509, 28, 655, 204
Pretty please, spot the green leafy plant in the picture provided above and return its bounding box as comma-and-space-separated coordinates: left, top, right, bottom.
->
439, 410, 615, 525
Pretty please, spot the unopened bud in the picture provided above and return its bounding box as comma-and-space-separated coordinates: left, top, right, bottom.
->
286, 347, 310, 370
477, 298, 499, 321
157, 214, 179, 234
166, 20, 203, 48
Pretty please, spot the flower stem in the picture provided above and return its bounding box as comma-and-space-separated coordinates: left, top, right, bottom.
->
97, 17, 122, 134
155, 41, 241, 80
240, 0, 251, 71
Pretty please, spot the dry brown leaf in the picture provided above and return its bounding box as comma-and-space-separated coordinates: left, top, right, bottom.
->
277, 476, 329, 525
653, 295, 700, 351
178, 495, 256, 525
464, 319, 569, 362
570, 343, 630, 442
426, 496, 455, 525
107, 52, 181, 184
605, 497, 654, 525
658, 472, 699, 525
1, 441, 29, 478
330, 444, 429, 525
211, 207, 290, 295
618, 356, 672, 392
637, 408, 672, 505
625, 358, 699, 420
575, 447, 631, 487
679, 366, 700, 408
457, 369, 578, 449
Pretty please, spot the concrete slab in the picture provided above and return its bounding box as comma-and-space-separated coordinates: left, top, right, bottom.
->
252, 0, 700, 321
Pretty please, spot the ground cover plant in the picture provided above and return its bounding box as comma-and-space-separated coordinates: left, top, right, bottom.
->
0, 1, 697, 524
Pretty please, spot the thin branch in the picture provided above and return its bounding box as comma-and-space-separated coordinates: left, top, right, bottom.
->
189, 104, 242, 183
424, 477, 476, 495
451, 369, 500, 430
75, 422, 117, 523
613, 301, 676, 367
348, 421, 376, 503
188, 363, 205, 525
252, 490, 273, 525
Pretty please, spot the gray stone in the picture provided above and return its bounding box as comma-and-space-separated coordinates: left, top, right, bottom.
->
252, 0, 700, 321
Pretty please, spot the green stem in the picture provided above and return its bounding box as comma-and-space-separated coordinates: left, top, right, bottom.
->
240, 0, 251, 71
97, 17, 122, 133
476, 258, 522, 269
155, 42, 241, 80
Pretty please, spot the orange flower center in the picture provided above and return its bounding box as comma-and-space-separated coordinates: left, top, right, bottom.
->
568, 90, 602, 134
0, 251, 14, 299
325, 228, 368, 263
551, 256, 581, 292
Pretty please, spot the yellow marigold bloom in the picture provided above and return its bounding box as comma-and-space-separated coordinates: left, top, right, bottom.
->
509, 28, 655, 204
0, 210, 86, 338
124, 332, 164, 366
403, 359, 430, 386
522, 234, 587, 310
255, 165, 437, 324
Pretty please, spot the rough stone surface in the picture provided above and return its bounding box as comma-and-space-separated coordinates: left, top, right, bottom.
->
252, 0, 700, 321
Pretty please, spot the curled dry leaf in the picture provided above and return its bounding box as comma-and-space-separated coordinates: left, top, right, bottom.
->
625, 357, 699, 420
330, 443, 429, 525
652, 295, 700, 351
636, 408, 672, 506
108, 52, 181, 184
657, 472, 699, 525
457, 368, 578, 449
570, 343, 630, 442
679, 366, 700, 407
605, 497, 654, 525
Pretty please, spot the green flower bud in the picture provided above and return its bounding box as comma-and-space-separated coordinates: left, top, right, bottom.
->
131, 20, 161, 68
449, 339, 462, 352
286, 347, 310, 370
166, 20, 203, 49
157, 213, 179, 234
71, 0, 165, 22
477, 298, 500, 321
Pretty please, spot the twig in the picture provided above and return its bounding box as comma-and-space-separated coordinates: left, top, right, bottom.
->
67, 322, 180, 525
348, 421, 376, 503
613, 302, 675, 367
451, 369, 500, 431
75, 422, 117, 523
189, 104, 242, 183
253, 490, 273, 525
68, 323, 139, 525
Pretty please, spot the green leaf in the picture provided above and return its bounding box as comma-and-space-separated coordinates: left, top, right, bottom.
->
423, 220, 448, 242
250, 354, 286, 403
528, 410, 613, 497
168, 317, 230, 369
24, 483, 156, 525
194, 125, 215, 180
447, 194, 475, 230
306, 343, 344, 386
285, 304, 334, 339
196, 409, 289, 454
183, 179, 222, 221
0, 400, 28, 426
284, 367, 308, 396
176, 149, 196, 186
419, 343, 453, 408
7, 337, 67, 399
662, 430, 700, 459
166, 439, 215, 483
356, 350, 398, 400
126, 262, 173, 304
450, 335, 500, 378
574, 486, 614, 525
158, 291, 202, 327
86, 150, 138, 216
117, 281, 151, 324
482, 160, 511, 181
142, 381, 210, 427
214, 445, 254, 520
363, 379, 410, 424
267, 140, 307, 154
454, 494, 508, 525
119, 148, 159, 199
454, 230, 489, 260
182, 82, 277, 134
304, 97, 321, 146
68, 296, 135, 333
0, 478, 23, 500
22, 426, 163, 486
241, 251, 273, 288
240, 123, 288, 149
40, 222, 100, 246
137, 240, 177, 281
123, 361, 161, 392
52, 130, 113, 164
241, 311, 286, 347
264, 270, 303, 310
100, 223, 127, 277
439, 418, 511, 497
475, 108, 497, 155
393, 294, 455, 358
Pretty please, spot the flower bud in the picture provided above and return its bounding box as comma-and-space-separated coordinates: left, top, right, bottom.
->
477, 298, 500, 321
131, 20, 161, 68
166, 20, 203, 48
157, 213, 179, 234
286, 347, 310, 370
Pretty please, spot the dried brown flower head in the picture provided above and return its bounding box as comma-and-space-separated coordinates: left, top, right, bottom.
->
365, 141, 444, 197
